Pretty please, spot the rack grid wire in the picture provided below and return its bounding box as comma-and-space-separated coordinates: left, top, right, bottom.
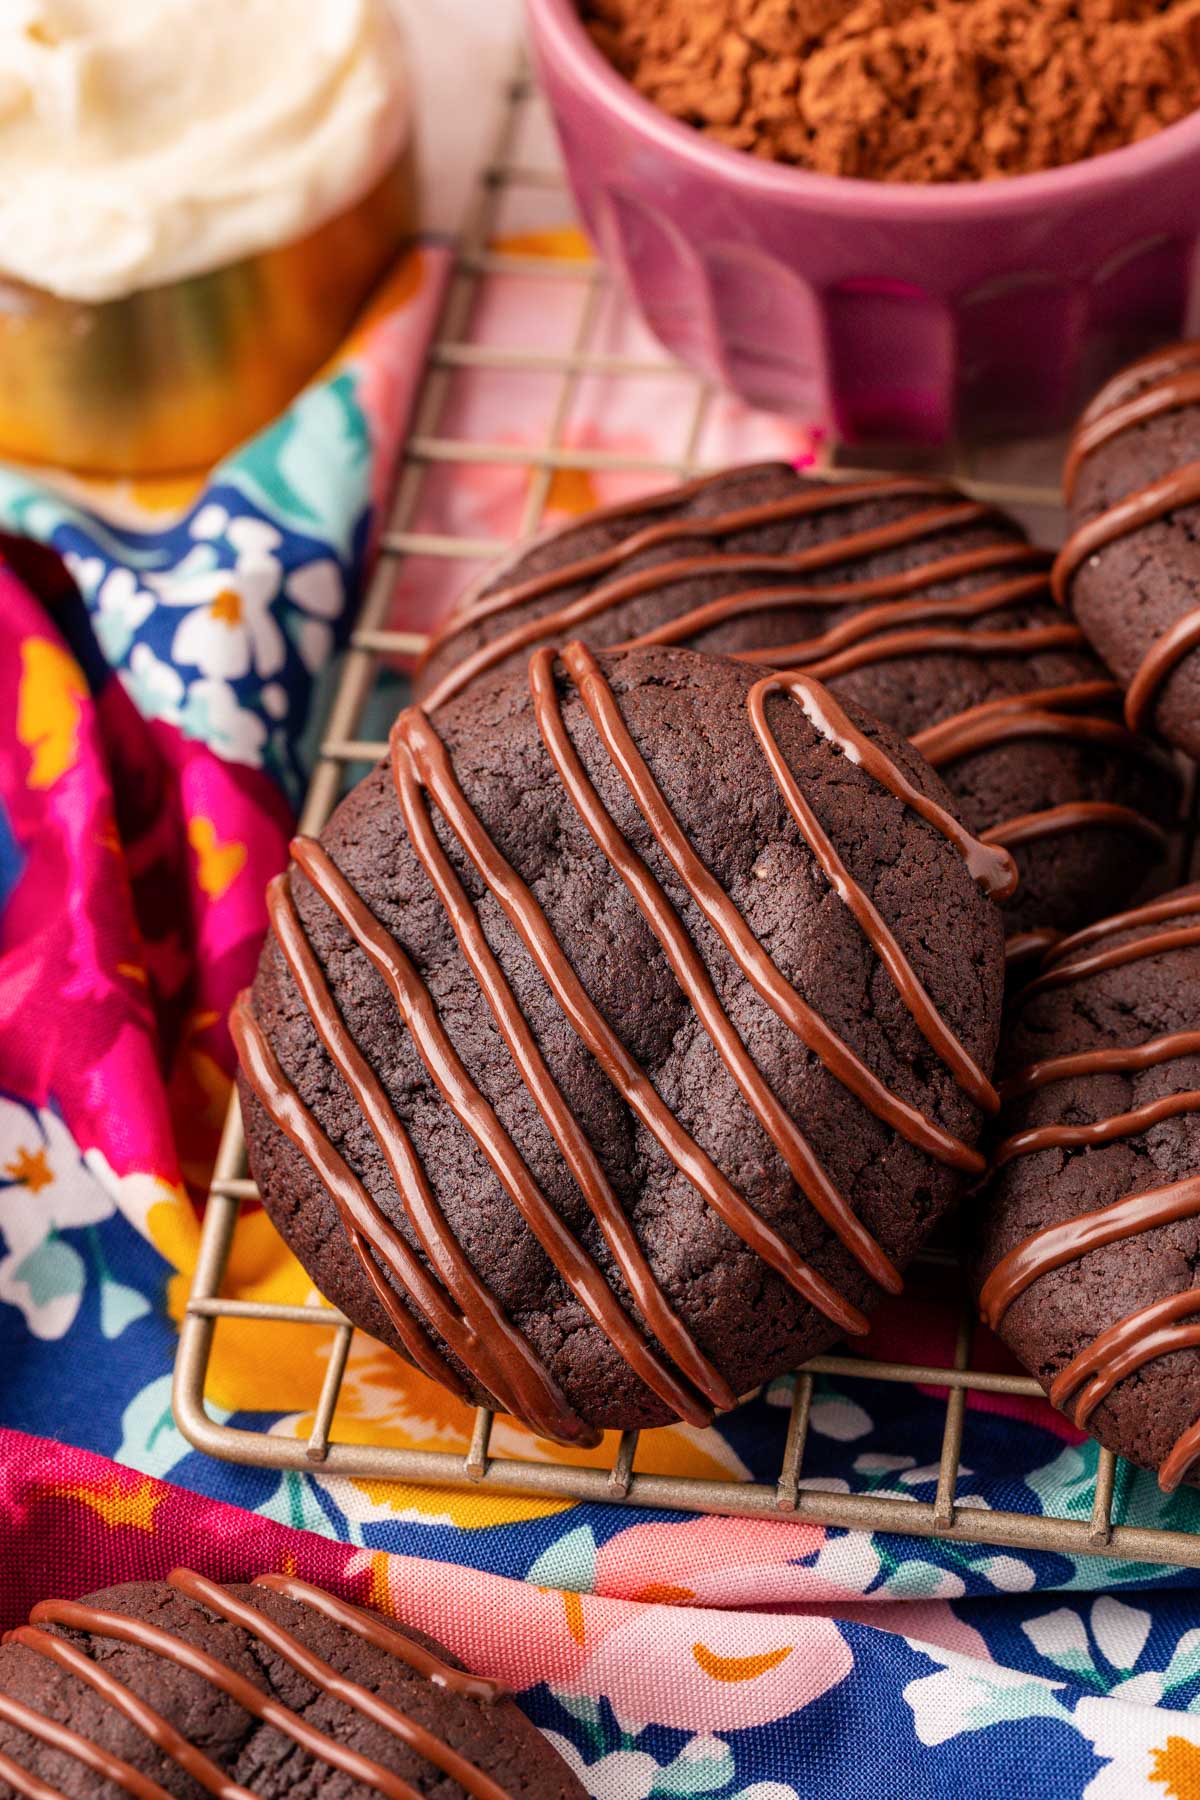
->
173, 57, 1200, 1569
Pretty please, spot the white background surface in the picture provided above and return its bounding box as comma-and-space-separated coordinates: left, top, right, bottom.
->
391, 0, 526, 233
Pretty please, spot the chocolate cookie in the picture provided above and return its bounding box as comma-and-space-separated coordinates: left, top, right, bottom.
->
237, 643, 1007, 1439
973, 886, 1200, 1489
0, 1569, 582, 1798
1057, 340, 1200, 760
415, 465, 1177, 945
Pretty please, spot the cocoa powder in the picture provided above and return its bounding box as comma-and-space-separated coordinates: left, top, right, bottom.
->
582, 0, 1200, 181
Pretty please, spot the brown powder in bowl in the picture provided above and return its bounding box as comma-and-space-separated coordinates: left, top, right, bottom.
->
581, 0, 1200, 181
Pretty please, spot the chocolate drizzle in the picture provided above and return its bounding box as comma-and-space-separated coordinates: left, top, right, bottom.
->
417, 469, 1171, 895
1, 1571, 508, 1799
416, 472, 985, 712
981, 891, 1200, 1490
1055, 341, 1200, 737
238, 648, 1007, 1438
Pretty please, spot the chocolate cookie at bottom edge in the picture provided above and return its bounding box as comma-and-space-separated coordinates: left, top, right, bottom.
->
0, 1571, 584, 1799
239, 643, 1006, 1439
416, 462, 1177, 943
973, 883, 1200, 1488
1058, 339, 1200, 761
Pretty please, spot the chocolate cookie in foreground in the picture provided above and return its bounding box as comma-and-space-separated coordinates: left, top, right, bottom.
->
973, 886, 1200, 1490
1057, 341, 1200, 760
0, 1569, 582, 1798
415, 464, 1176, 945
237, 644, 1007, 1439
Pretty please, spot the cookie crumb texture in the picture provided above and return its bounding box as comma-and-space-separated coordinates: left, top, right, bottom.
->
582, 0, 1200, 181
0, 1574, 584, 1799
241, 645, 1005, 1436
973, 888, 1200, 1488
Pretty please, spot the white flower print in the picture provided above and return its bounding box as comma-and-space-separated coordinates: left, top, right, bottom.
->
543, 1728, 736, 1800
158, 559, 286, 682
1077, 1697, 1200, 1799
178, 677, 268, 767
0, 1102, 114, 1340
902, 1642, 1067, 1748
1091, 1597, 1153, 1674
120, 642, 184, 725
287, 558, 343, 673
91, 566, 156, 664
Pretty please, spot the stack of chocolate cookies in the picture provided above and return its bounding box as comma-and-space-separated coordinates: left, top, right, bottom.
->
233, 339, 1200, 1494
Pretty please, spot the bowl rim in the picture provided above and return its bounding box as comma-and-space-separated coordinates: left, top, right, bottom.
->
526, 0, 1200, 215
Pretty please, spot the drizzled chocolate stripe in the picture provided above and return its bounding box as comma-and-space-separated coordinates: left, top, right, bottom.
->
1001, 1030, 1200, 1100
637, 558, 1052, 657
993, 1088, 1200, 1167
289, 835, 714, 1428
4, 1573, 507, 1800
531, 645, 902, 1295
802, 621, 1084, 682
250, 1576, 504, 1702
1046, 890, 1200, 961
1056, 343, 1200, 735
167, 1572, 510, 1800
744, 670, 1006, 1110
0, 1693, 174, 1800
912, 696, 1163, 770
1051, 1290, 1200, 1430
240, 648, 1008, 1437
1065, 342, 1200, 499
422, 468, 1166, 912
264, 865, 589, 1442
983, 898, 1200, 1490
419, 483, 995, 712
428, 472, 959, 645
1013, 890, 1200, 999
981, 1177, 1200, 1330
5, 1621, 258, 1799
981, 803, 1169, 855
393, 697, 870, 1338
231, 998, 479, 1408
910, 681, 1126, 765
1023, 926, 1200, 997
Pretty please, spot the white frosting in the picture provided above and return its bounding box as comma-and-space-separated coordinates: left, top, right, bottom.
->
0, 0, 409, 302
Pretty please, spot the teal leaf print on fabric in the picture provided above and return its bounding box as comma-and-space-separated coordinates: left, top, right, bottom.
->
545, 1728, 738, 1800
117, 1374, 223, 1482
528, 1525, 598, 1594
225, 377, 369, 559
14, 1235, 84, 1314
903, 1643, 1071, 1746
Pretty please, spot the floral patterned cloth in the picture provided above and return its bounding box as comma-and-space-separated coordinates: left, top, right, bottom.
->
2, 232, 1200, 1799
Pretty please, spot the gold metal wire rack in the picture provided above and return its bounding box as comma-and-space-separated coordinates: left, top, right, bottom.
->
174, 56, 1200, 1569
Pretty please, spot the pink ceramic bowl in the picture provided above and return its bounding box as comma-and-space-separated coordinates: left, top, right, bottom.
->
526, 0, 1200, 443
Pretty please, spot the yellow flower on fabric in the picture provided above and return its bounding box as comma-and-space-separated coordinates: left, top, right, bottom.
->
1152, 1737, 1200, 1798
17, 638, 86, 789
1076, 1698, 1200, 1798
187, 817, 247, 900
52, 1473, 165, 1535
4, 1146, 53, 1193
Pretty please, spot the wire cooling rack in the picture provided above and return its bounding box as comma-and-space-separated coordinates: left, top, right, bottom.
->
174, 55, 1200, 1568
